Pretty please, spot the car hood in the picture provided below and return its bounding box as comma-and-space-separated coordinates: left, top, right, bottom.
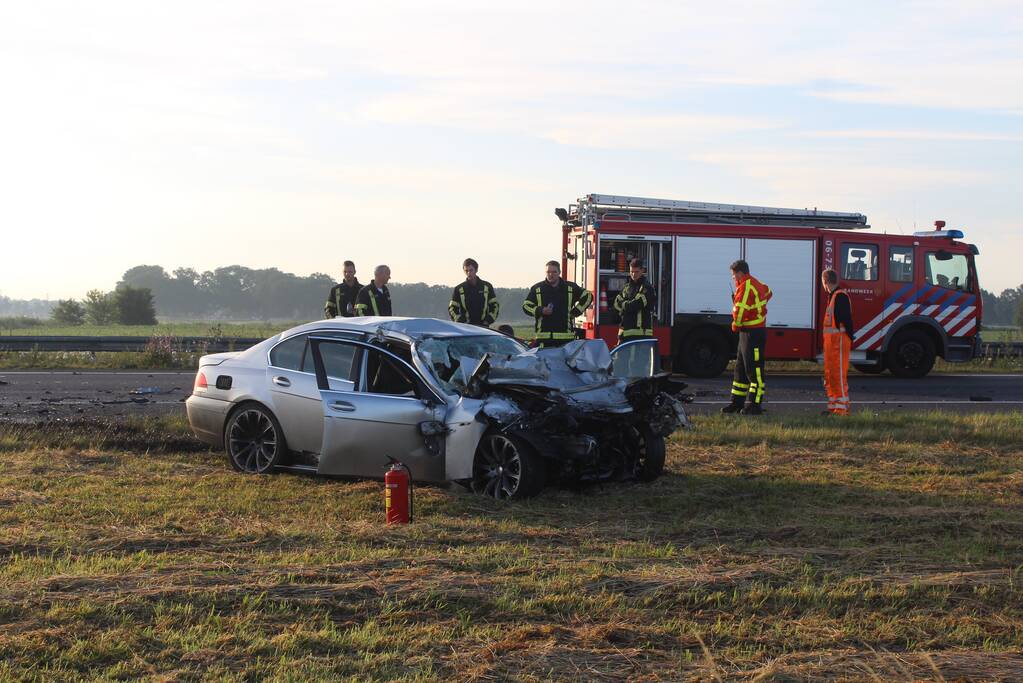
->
457, 340, 635, 414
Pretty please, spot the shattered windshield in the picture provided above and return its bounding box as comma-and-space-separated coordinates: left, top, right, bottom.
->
416, 335, 527, 394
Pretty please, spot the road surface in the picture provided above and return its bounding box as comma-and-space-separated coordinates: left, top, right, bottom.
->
1, 370, 1020, 421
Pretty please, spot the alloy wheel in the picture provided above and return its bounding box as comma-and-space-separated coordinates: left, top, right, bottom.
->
228, 409, 279, 474
472, 434, 524, 499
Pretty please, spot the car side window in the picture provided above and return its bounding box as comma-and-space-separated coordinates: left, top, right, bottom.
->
841, 244, 878, 281
269, 335, 307, 370
365, 350, 420, 398
888, 246, 914, 283
316, 342, 358, 380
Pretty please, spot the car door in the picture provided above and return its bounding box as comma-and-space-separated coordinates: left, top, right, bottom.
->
610, 338, 661, 379
310, 338, 447, 482
266, 334, 323, 455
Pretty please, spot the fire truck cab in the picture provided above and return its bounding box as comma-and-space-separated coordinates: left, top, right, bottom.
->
558, 193, 981, 378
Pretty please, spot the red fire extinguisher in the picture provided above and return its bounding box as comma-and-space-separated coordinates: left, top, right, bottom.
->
384, 460, 413, 525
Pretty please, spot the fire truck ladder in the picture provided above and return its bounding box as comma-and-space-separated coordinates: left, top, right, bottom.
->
571, 193, 869, 230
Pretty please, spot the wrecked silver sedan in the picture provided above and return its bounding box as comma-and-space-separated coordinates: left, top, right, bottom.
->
186, 318, 691, 498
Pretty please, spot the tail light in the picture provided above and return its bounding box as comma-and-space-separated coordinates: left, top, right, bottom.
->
194, 371, 208, 391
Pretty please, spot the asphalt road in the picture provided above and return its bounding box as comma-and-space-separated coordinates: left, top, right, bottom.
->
0, 370, 1020, 421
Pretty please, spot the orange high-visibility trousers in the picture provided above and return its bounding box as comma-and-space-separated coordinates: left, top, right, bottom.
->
823, 331, 851, 415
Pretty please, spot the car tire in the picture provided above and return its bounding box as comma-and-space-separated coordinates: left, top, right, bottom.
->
885, 329, 936, 378
471, 432, 546, 499
224, 403, 286, 474
629, 424, 666, 481
677, 328, 730, 378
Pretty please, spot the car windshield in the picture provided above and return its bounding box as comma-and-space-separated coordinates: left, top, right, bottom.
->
416, 334, 527, 394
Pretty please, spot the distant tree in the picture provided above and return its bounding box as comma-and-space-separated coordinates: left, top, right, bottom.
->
114, 285, 158, 325
84, 289, 118, 325
1016, 296, 1023, 329
50, 299, 86, 325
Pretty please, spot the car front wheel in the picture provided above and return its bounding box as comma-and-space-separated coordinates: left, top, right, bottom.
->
628, 424, 666, 481
225, 404, 286, 474
471, 432, 545, 499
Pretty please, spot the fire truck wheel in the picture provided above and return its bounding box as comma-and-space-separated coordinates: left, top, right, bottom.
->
471, 432, 546, 499
677, 328, 730, 378
629, 424, 665, 481
885, 329, 936, 378
853, 362, 886, 375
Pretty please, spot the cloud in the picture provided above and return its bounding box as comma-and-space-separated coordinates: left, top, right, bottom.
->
801, 130, 1023, 142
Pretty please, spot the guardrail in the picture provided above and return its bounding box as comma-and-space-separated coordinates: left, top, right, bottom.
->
0, 335, 1020, 356
0, 336, 263, 353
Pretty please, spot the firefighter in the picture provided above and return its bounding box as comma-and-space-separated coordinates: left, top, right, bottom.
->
723, 259, 772, 415
448, 258, 500, 326
522, 260, 593, 348
613, 258, 656, 340
354, 265, 393, 316
821, 268, 855, 415
324, 260, 361, 318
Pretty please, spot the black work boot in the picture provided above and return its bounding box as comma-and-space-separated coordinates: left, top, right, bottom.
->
740, 403, 763, 415
721, 398, 744, 414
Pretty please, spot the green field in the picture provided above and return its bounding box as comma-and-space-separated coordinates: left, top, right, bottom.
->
2, 413, 1023, 680
0, 321, 1020, 373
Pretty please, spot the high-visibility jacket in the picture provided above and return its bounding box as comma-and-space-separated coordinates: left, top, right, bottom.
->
823, 288, 855, 340
731, 274, 772, 331
522, 279, 593, 342
613, 276, 656, 338
823, 288, 854, 415
449, 278, 499, 326
354, 283, 392, 316
324, 279, 362, 318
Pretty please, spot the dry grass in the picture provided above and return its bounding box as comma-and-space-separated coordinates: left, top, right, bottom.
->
1, 413, 1022, 680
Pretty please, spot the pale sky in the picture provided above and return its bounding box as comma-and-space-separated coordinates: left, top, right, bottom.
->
2, 0, 1022, 300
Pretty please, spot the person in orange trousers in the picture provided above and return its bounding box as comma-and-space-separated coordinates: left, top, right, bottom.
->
821, 269, 855, 415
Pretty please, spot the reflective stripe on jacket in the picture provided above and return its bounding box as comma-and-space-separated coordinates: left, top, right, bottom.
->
521, 279, 593, 340
449, 278, 500, 326
325, 280, 362, 318
354, 284, 392, 316
732, 274, 772, 331
613, 277, 656, 338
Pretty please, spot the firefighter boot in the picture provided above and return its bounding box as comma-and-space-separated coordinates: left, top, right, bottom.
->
740, 403, 763, 415
721, 396, 745, 414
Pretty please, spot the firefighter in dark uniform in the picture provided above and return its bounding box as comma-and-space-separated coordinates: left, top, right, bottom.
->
613, 258, 656, 340
324, 260, 361, 318
449, 258, 500, 327
522, 260, 593, 348
354, 265, 393, 316
723, 259, 772, 415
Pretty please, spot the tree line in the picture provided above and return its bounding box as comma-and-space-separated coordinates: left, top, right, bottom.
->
19, 265, 531, 324
4, 266, 1022, 327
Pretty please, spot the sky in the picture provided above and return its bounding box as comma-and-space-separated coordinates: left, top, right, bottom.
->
1, 0, 1021, 300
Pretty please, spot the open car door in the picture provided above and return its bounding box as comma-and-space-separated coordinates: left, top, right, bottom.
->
610, 338, 661, 379
309, 337, 447, 482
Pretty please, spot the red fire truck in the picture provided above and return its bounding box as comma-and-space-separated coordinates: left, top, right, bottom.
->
556, 193, 982, 378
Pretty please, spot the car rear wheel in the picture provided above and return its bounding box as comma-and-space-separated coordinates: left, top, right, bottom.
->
628, 424, 666, 481
225, 404, 285, 474
471, 433, 545, 499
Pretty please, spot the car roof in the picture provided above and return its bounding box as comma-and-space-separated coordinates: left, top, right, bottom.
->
279, 317, 506, 342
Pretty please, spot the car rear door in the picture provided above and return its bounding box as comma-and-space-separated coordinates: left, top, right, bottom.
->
310, 338, 447, 482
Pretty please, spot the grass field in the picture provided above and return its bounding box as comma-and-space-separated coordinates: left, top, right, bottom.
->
2, 412, 1023, 680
